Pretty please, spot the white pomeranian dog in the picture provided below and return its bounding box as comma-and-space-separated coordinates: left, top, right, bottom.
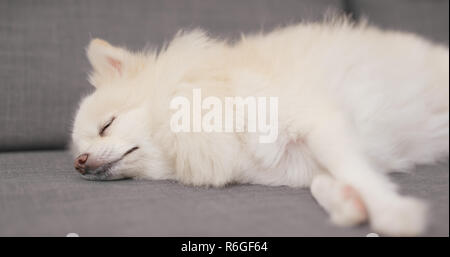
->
71, 18, 449, 236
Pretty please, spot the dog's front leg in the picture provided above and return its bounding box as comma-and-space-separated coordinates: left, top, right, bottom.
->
311, 174, 368, 227
305, 113, 427, 236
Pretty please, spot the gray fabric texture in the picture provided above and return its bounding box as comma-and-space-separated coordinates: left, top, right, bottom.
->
0, 151, 448, 236
0, 0, 343, 151
348, 0, 449, 45
0, 0, 448, 237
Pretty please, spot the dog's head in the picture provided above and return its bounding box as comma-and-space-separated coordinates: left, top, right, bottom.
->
71, 39, 169, 181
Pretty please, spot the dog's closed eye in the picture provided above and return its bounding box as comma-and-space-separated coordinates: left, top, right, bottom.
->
99, 117, 115, 136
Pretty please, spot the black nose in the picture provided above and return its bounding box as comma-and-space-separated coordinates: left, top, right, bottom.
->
74, 153, 89, 174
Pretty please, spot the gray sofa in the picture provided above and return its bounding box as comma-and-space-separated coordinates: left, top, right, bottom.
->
0, 0, 448, 236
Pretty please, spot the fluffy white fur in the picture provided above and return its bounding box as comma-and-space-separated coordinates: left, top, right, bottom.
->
71, 19, 449, 236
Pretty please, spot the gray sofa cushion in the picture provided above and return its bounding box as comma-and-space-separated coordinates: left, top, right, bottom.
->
349, 0, 449, 45
0, 0, 343, 152
0, 151, 448, 236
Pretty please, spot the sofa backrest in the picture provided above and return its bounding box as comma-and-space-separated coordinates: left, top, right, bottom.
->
349, 0, 449, 44
0, 0, 448, 152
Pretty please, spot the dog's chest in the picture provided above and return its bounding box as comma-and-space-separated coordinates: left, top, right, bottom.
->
238, 134, 322, 187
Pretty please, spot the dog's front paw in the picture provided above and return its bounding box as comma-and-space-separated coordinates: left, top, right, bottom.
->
311, 175, 368, 227
370, 197, 427, 236
329, 185, 368, 227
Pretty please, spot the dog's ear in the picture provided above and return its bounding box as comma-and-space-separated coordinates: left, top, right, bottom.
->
86, 38, 134, 87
